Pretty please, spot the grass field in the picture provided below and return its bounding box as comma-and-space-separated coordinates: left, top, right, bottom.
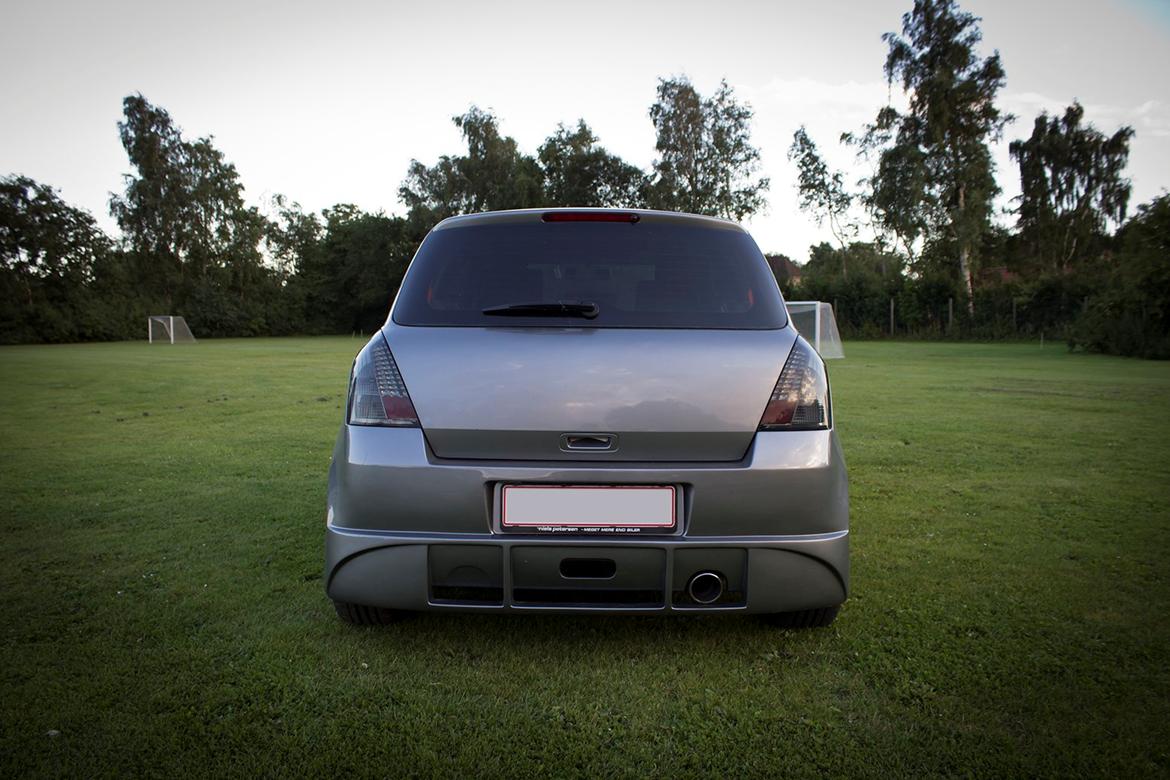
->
1, 337, 1168, 777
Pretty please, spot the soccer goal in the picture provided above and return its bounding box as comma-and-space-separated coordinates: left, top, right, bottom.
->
147, 316, 196, 344
785, 301, 844, 359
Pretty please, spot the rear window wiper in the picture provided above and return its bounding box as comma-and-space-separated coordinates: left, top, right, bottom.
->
481, 302, 600, 319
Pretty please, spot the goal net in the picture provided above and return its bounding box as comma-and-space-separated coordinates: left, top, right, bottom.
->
785, 301, 844, 359
148, 316, 196, 344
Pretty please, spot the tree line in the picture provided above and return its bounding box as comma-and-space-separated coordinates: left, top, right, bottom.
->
2, 0, 1166, 357
1, 76, 766, 342
782, 0, 1166, 357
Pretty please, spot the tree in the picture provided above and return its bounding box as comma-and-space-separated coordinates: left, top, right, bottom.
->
803, 241, 905, 285
294, 205, 412, 334
647, 77, 769, 220
1, 175, 109, 293
844, 107, 929, 264
108, 95, 187, 299
109, 94, 272, 328
0, 175, 114, 342
1072, 194, 1170, 358
399, 107, 544, 227
793, 242, 906, 336
264, 194, 322, 280
538, 121, 645, 207
1009, 102, 1134, 271
866, 0, 1009, 311
787, 127, 856, 274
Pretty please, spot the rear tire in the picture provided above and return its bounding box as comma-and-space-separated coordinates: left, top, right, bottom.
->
763, 605, 840, 628
332, 600, 407, 625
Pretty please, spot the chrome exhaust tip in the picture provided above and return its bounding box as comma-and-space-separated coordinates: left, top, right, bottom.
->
687, 571, 725, 605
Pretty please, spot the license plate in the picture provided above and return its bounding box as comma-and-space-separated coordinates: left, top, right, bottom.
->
501, 485, 676, 530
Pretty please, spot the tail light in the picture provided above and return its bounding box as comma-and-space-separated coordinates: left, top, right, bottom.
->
759, 337, 830, 430
347, 335, 419, 427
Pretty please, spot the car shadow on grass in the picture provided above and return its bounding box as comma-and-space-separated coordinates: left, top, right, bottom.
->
332, 609, 840, 662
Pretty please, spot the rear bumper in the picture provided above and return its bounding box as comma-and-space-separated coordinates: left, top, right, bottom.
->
326, 528, 847, 614
325, 427, 848, 614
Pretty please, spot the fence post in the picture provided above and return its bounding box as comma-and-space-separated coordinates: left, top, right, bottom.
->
889, 297, 895, 337
948, 297, 954, 333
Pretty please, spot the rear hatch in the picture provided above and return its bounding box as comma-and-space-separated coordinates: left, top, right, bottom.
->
387, 210, 794, 462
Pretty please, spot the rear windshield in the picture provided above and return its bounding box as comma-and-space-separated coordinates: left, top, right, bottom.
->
392, 220, 788, 329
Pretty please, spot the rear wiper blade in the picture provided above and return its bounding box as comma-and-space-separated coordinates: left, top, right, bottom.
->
481, 302, 600, 319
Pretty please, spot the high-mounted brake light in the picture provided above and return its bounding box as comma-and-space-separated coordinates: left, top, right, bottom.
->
347, 335, 419, 427
542, 211, 640, 223
758, 337, 830, 430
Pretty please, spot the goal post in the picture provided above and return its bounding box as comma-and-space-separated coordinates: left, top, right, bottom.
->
785, 301, 844, 359
147, 316, 196, 344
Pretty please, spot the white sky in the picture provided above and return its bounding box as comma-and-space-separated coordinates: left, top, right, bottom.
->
2, 0, 1168, 261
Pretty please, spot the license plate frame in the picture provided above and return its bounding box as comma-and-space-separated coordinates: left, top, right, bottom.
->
499, 484, 678, 534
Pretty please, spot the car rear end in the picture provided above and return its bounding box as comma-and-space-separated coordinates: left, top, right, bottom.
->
325, 209, 848, 622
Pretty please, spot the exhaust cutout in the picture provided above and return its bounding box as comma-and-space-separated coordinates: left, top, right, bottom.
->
687, 571, 725, 605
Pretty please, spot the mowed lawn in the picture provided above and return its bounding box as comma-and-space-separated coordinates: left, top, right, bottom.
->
1, 337, 1168, 777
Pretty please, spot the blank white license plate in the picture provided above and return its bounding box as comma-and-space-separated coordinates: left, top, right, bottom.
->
501, 485, 676, 528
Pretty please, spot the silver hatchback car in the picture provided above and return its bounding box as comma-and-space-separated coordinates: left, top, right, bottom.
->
325, 209, 848, 626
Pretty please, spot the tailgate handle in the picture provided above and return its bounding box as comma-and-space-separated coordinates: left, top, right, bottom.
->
562, 434, 616, 451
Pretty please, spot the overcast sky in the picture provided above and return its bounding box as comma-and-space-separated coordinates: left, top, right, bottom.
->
2, 0, 1168, 260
